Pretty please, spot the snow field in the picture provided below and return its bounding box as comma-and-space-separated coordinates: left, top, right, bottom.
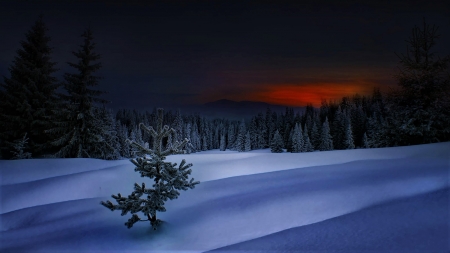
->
0, 142, 449, 252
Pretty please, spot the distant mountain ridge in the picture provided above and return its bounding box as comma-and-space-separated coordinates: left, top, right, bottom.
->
170, 99, 306, 120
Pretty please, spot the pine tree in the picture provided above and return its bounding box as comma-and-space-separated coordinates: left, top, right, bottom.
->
362, 132, 370, 149
332, 106, 346, 150
235, 120, 246, 152
319, 117, 333, 151
227, 123, 236, 150
303, 126, 314, 152
93, 106, 120, 160
270, 130, 284, 153
219, 134, 226, 151
387, 19, 450, 145
47, 28, 108, 158
201, 135, 208, 151
343, 120, 355, 149
117, 121, 131, 158
244, 131, 252, 152
173, 110, 184, 143
291, 123, 303, 153
10, 133, 32, 159
0, 16, 59, 158
190, 122, 200, 152
310, 120, 320, 150
101, 108, 199, 230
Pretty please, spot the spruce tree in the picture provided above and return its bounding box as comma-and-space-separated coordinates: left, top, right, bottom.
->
244, 131, 252, 152
332, 106, 346, 150
219, 134, 226, 151
235, 120, 246, 152
343, 120, 355, 149
319, 117, 333, 151
310, 121, 320, 150
227, 123, 236, 150
0, 16, 59, 158
303, 126, 314, 152
47, 28, 108, 158
93, 106, 120, 160
270, 130, 284, 153
291, 123, 303, 153
362, 132, 370, 149
101, 108, 199, 230
10, 133, 32, 159
173, 110, 184, 143
387, 20, 450, 145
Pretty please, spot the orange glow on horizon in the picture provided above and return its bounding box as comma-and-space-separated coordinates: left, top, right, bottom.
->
247, 83, 373, 107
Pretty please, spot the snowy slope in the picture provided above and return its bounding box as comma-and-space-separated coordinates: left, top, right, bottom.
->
0, 142, 449, 252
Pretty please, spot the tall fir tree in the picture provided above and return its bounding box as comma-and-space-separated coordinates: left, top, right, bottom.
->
244, 131, 252, 152
310, 121, 320, 150
319, 117, 333, 151
291, 123, 304, 153
219, 134, 226, 151
227, 123, 236, 150
332, 106, 346, 150
303, 125, 314, 152
47, 28, 108, 158
387, 20, 450, 145
343, 120, 355, 149
173, 110, 184, 143
0, 16, 59, 158
235, 119, 246, 152
362, 132, 370, 149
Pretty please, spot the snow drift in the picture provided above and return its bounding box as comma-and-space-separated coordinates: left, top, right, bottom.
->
0, 142, 449, 252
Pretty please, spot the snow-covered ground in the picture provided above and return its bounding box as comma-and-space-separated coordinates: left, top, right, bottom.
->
1, 143, 449, 252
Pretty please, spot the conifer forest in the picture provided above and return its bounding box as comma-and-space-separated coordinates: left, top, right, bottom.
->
1, 17, 449, 160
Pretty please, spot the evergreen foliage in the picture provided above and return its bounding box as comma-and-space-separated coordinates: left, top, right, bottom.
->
47, 28, 109, 158
219, 134, 226, 151
244, 131, 252, 152
0, 16, 59, 158
291, 123, 303, 153
10, 133, 32, 159
235, 120, 246, 152
362, 132, 369, 149
386, 19, 450, 145
343, 120, 355, 149
303, 126, 314, 152
319, 117, 333, 151
101, 108, 199, 229
270, 130, 284, 153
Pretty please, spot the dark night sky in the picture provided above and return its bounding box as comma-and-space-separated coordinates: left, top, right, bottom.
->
1, 0, 449, 110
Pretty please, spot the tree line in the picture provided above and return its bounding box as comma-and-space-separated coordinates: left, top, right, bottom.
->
1, 17, 449, 160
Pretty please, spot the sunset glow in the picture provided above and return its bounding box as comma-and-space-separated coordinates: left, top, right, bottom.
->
233, 83, 374, 107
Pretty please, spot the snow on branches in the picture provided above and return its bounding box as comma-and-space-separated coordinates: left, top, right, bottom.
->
101, 108, 200, 230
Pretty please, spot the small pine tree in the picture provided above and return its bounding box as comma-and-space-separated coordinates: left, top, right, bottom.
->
343, 120, 355, 149
101, 108, 199, 230
219, 134, 226, 151
270, 130, 284, 153
244, 131, 251, 152
291, 123, 303, 153
362, 132, 370, 149
10, 133, 32, 159
201, 135, 208, 151
235, 120, 246, 152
